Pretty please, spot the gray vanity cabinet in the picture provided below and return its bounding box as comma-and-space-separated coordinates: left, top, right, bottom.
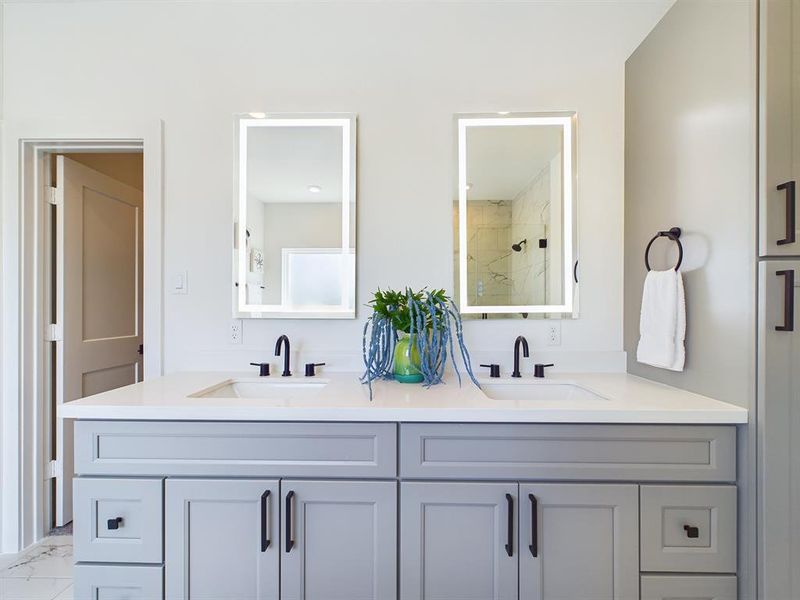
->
280, 480, 397, 600
165, 479, 280, 600
519, 483, 639, 600
400, 482, 518, 600
72, 420, 739, 600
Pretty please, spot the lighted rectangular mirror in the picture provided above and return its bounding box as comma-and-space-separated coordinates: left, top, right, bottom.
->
454, 112, 578, 318
234, 114, 356, 319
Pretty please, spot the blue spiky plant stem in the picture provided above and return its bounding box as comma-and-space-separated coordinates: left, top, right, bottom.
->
362, 289, 479, 400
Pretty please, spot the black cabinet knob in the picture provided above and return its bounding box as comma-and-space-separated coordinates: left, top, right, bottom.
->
683, 524, 699, 538
107, 517, 123, 530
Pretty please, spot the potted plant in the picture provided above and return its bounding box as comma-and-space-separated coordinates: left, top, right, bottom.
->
361, 288, 479, 397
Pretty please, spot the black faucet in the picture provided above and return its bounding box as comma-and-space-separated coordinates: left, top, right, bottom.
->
274, 335, 291, 377
512, 336, 529, 378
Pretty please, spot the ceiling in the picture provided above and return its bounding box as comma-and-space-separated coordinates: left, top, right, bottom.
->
465, 125, 562, 201
246, 125, 343, 203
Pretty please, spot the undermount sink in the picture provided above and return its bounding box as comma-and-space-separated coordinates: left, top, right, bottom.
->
480, 381, 607, 402
191, 378, 328, 399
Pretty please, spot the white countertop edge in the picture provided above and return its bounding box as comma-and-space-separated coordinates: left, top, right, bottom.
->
59, 371, 750, 425
60, 405, 749, 424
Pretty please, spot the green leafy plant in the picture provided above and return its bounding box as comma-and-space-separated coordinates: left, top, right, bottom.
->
361, 287, 479, 398
368, 288, 448, 334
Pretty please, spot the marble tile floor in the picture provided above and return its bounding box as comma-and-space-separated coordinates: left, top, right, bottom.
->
0, 537, 72, 600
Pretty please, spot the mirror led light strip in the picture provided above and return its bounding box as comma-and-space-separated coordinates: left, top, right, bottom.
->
237, 116, 354, 316
458, 114, 575, 314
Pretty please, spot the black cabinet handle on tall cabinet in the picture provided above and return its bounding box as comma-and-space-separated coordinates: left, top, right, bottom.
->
504, 493, 514, 557
285, 491, 295, 553
776, 270, 795, 332
260, 490, 271, 551
777, 181, 797, 246
528, 494, 538, 557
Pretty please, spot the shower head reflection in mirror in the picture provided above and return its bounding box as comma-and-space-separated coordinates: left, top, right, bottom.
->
454, 112, 578, 319
234, 114, 357, 319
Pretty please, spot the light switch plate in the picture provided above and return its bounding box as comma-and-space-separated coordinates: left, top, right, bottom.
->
172, 270, 188, 295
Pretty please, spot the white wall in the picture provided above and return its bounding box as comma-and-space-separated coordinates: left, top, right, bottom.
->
624, 0, 756, 409
2, 1, 671, 375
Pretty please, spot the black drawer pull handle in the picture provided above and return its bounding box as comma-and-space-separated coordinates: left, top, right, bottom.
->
260, 490, 271, 551
528, 494, 538, 557
683, 524, 699, 539
777, 181, 796, 245
776, 270, 795, 332
107, 517, 123, 530
285, 491, 295, 553
504, 493, 514, 557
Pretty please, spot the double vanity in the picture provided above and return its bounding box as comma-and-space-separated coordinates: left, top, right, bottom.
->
62, 370, 746, 600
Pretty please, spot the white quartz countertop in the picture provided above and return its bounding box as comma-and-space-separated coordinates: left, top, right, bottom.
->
59, 371, 748, 424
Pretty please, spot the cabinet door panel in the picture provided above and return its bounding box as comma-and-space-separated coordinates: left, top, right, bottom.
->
520, 483, 638, 600
165, 479, 279, 600
280, 480, 396, 600
400, 481, 517, 600
759, 260, 800, 599
761, 0, 800, 256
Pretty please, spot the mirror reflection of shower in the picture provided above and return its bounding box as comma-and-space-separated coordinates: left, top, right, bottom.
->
453, 112, 576, 318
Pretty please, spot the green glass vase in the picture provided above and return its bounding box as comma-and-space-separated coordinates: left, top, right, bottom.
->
394, 333, 424, 383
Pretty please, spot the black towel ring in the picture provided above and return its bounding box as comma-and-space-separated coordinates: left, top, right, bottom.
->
644, 227, 683, 271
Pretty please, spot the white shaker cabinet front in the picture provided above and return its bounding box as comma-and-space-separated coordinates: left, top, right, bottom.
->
519, 483, 639, 600
759, 260, 800, 600
400, 482, 518, 600
279, 480, 397, 600
165, 479, 280, 600
761, 0, 800, 256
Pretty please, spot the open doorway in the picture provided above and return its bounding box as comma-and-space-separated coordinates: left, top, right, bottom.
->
44, 151, 145, 532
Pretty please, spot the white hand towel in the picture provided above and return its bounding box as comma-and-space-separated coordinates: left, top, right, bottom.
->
636, 269, 686, 371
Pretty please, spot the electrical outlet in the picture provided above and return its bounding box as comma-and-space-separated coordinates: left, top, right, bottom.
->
547, 323, 561, 346
230, 319, 243, 345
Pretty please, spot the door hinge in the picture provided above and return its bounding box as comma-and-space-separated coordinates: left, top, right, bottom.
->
46, 460, 58, 479
45, 323, 63, 342
47, 186, 60, 206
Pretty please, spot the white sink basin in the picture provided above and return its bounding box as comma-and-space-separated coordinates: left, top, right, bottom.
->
191, 378, 328, 399
480, 381, 607, 402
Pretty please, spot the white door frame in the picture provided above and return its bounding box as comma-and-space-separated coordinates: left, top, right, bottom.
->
0, 119, 164, 553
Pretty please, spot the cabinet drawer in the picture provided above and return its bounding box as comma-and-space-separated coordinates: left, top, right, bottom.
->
74, 477, 163, 564
75, 421, 397, 478
74, 564, 163, 599
641, 575, 737, 600
640, 485, 737, 573
400, 424, 736, 481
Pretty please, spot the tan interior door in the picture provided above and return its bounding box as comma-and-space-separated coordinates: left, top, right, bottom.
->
55, 156, 143, 526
